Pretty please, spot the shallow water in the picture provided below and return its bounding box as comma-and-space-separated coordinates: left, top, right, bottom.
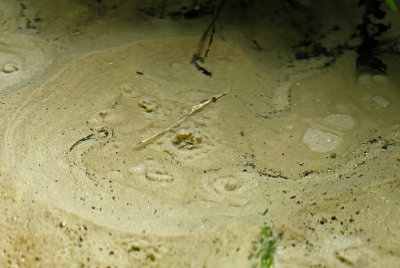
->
0, 0, 399, 267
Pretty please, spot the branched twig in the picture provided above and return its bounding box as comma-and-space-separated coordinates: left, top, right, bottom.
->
138, 91, 228, 146
191, 0, 226, 76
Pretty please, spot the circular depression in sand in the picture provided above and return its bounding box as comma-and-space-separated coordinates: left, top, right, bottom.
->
0, 33, 53, 95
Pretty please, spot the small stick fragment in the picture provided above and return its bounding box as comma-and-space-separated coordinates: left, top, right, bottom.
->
138, 91, 227, 145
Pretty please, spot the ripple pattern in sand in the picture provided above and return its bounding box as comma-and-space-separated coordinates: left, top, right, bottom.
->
3, 37, 262, 233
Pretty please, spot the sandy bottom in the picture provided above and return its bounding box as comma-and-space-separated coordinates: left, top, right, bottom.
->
0, 0, 399, 267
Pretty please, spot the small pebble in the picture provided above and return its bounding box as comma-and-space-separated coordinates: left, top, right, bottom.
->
224, 179, 238, 191
138, 98, 156, 112
112, 142, 122, 149
98, 110, 109, 117
2, 62, 19, 73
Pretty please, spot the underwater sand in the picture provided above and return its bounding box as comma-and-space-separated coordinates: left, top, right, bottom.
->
0, 0, 399, 267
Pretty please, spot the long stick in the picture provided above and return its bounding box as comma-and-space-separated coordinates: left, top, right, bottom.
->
138, 91, 227, 145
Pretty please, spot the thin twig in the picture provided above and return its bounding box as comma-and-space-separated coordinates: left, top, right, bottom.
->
138, 91, 228, 145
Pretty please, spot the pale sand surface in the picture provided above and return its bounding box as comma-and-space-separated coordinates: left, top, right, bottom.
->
0, 0, 399, 267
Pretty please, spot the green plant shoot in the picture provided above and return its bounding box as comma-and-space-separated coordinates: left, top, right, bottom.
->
257, 226, 277, 268
386, 0, 398, 11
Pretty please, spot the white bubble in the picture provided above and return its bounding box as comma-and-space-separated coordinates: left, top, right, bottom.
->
323, 114, 355, 131
303, 128, 343, 152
